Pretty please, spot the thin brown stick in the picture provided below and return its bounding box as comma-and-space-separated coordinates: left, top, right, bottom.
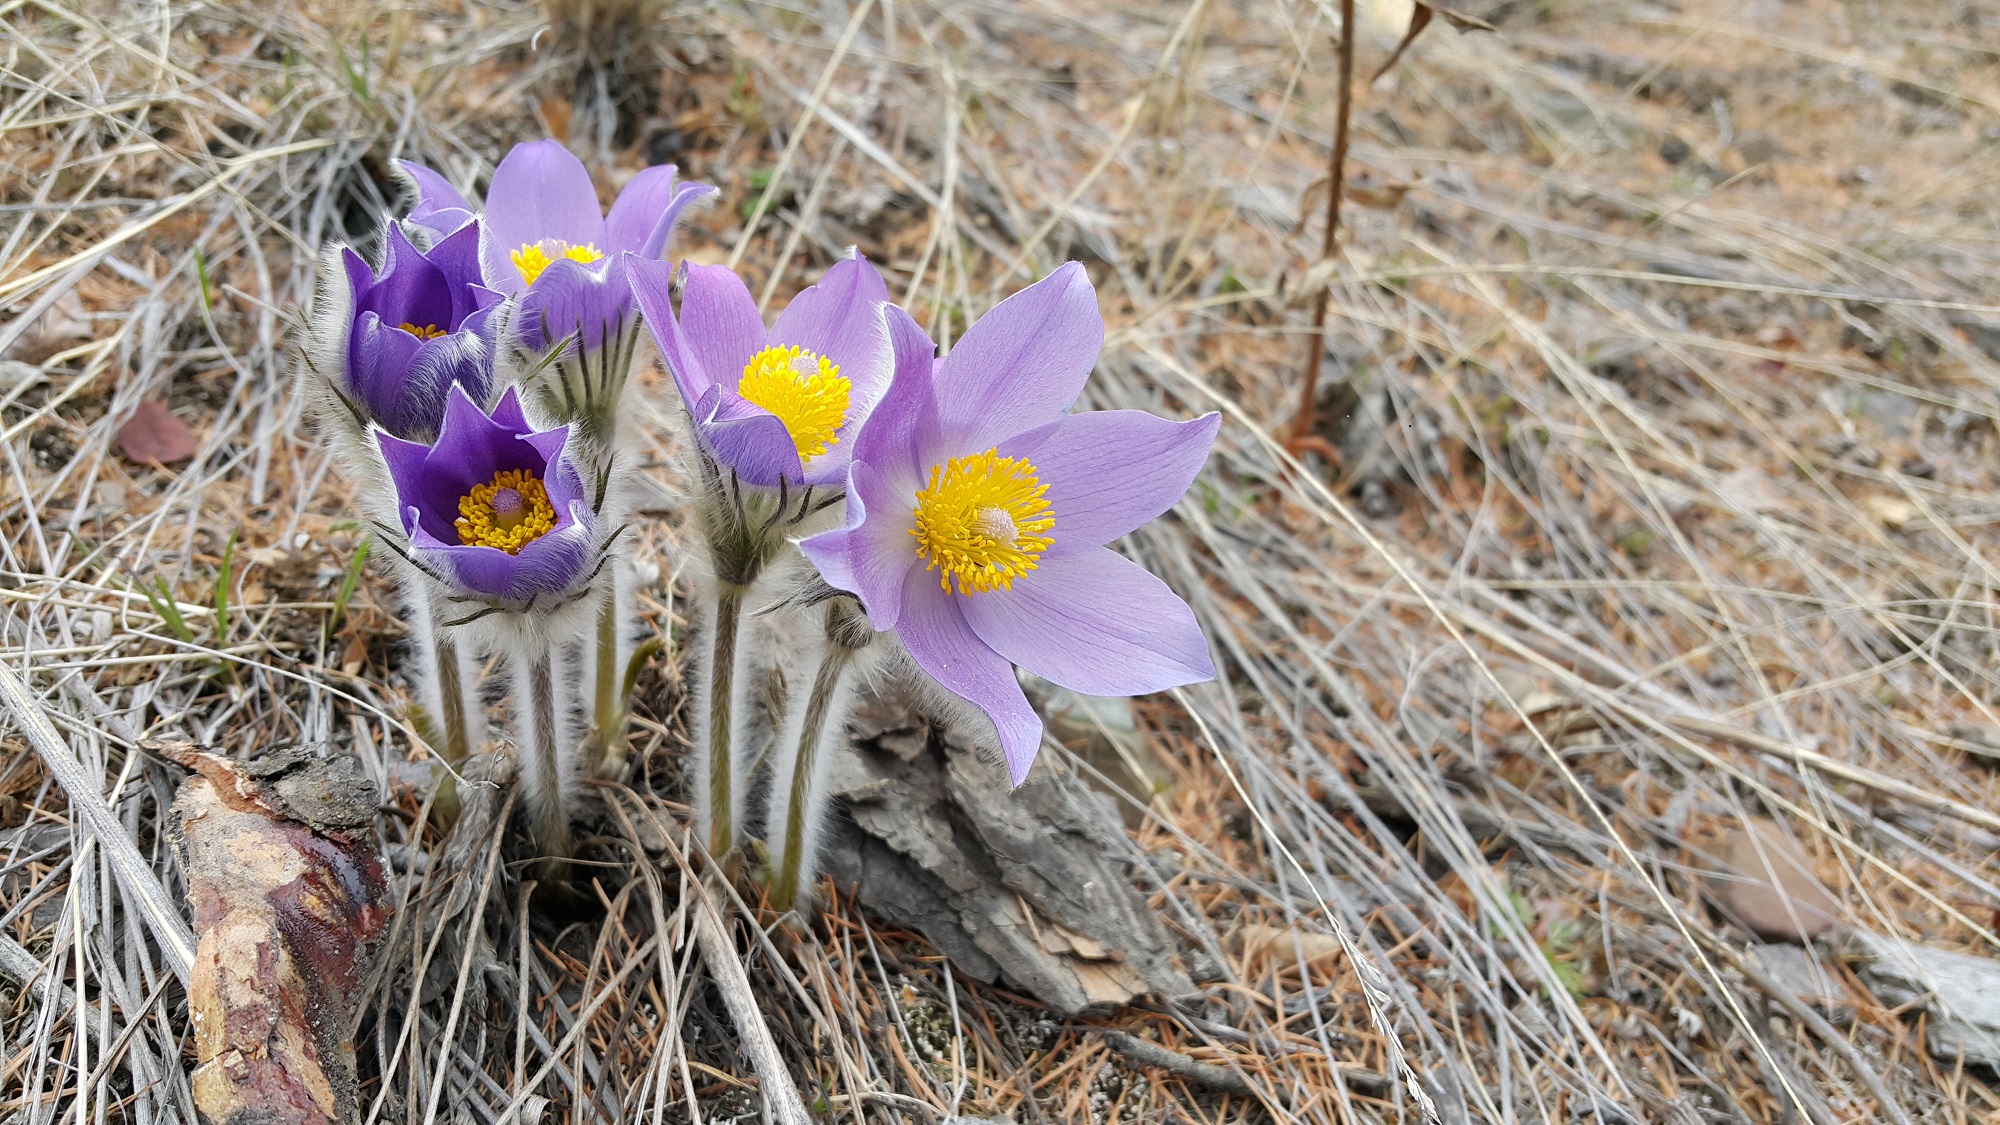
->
1289, 0, 1356, 449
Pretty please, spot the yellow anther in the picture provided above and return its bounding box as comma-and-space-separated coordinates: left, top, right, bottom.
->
736, 344, 851, 462
455, 468, 558, 553
910, 450, 1056, 595
510, 240, 605, 286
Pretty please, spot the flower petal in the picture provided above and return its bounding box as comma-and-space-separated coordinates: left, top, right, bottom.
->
770, 252, 891, 375
933, 262, 1103, 451
346, 315, 441, 440
511, 255, 630, 355
377, 434, 432, 527
999, 410, 1219, 547
677, 263, 767, 395
628, 254, 710, 408
605, 166, 716, 258
798, 459, 920, 630
960, 545, 1214, 697
400, 330, 495, 439
798, 304, 938, 623
508, 501, 594, 597
853, 305, 941, 485
480, 140, 605, 294
362, 224, 455, 332
488, 385, 529, 431
395, 160, 477, 238
408, 530, 523, 601
897, 568, 1045, 786
424, 222, 489, 325
695, 386, 804, 487
519, 422, 586, 511
341, 247, 375, 307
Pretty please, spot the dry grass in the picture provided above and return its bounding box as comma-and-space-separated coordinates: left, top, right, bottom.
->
7, 0, 2000, 1121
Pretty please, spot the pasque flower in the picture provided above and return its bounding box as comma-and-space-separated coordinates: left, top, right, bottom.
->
481, 141, 713, 362
339, 222, 502, 441
627, 252, 894, 490
624, 252, 893, 859
393, 141, 713, 447
800, 263, 1221, 784
394, 159, 477, 241
376, 385, 598, 609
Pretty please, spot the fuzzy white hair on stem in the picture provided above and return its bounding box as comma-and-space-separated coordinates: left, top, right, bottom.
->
510, 641, 574, 863
762, 595, 882, 914
404, 586, 484, 766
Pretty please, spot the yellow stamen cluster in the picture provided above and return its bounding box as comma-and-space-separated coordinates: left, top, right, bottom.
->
736, 345, 851, 462
455, 468, 557, 554
911, 449, 1056, 595
510, 240, 605, 286
399, 322, 446, 339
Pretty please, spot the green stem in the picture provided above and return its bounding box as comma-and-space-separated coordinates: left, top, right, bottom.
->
589, 576, 623, 775
769, 646, 850, 913
432, 631, 471, 825
768, 597, 874, 914
705, 584, 746, 858
437, 633, 472, 764
519, 649, 572, 880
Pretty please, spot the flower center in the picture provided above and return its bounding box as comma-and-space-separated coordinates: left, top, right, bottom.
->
735, 345, 851, 462
910, 449, 1056, 595
510, 240, 605, 286
456, 468, 558, 554
399, 322, 447, 339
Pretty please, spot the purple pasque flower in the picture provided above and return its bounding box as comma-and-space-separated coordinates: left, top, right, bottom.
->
377, 385, 598, 608
627, 252, 893, 489
799, 263, 1220, 785
477, 140, 714, 360
393, 159, 478, 241
341, 221, 503, 441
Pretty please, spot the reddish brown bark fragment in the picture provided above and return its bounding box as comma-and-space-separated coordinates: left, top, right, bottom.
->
167, 744, 388, 1125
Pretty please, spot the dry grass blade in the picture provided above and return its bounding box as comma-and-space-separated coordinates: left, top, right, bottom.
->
0, 661, 194, 981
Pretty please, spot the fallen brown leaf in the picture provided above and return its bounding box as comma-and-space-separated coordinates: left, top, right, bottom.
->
1714, 818, 1840, 943
118, 400, 198, 465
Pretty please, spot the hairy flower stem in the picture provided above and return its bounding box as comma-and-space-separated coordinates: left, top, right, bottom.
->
586, 565, 628, 776
410, 592, 480, 821
699, 583, 750, 859
513, 648, 573, 875
690, 460, 798, 862
430, 631, 475, 823
767, 598, 874, 914
437, 633, 474, 764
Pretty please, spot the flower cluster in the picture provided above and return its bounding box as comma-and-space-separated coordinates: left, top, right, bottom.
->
301, 139, 1219, 909
301, 140, 714, 859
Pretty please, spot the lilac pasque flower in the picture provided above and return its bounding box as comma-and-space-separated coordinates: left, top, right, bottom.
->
799, 263, 1220, 785
474, 140, 713, 358
341, 222, 501, 441
393, 159, 477, 241
627, 253, 893, 488
378, 385, 597, 606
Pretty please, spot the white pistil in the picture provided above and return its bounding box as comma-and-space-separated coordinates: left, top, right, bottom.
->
974, 506, 1019, 542
491, 487, 524, 531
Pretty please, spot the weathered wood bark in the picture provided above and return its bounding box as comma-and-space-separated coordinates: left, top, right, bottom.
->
819, 687, 1197, 1017
167, 745, 388, 1125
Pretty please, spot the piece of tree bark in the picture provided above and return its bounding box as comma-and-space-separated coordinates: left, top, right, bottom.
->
819, 686, 1197, 1017
165, 744, 389, 1125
